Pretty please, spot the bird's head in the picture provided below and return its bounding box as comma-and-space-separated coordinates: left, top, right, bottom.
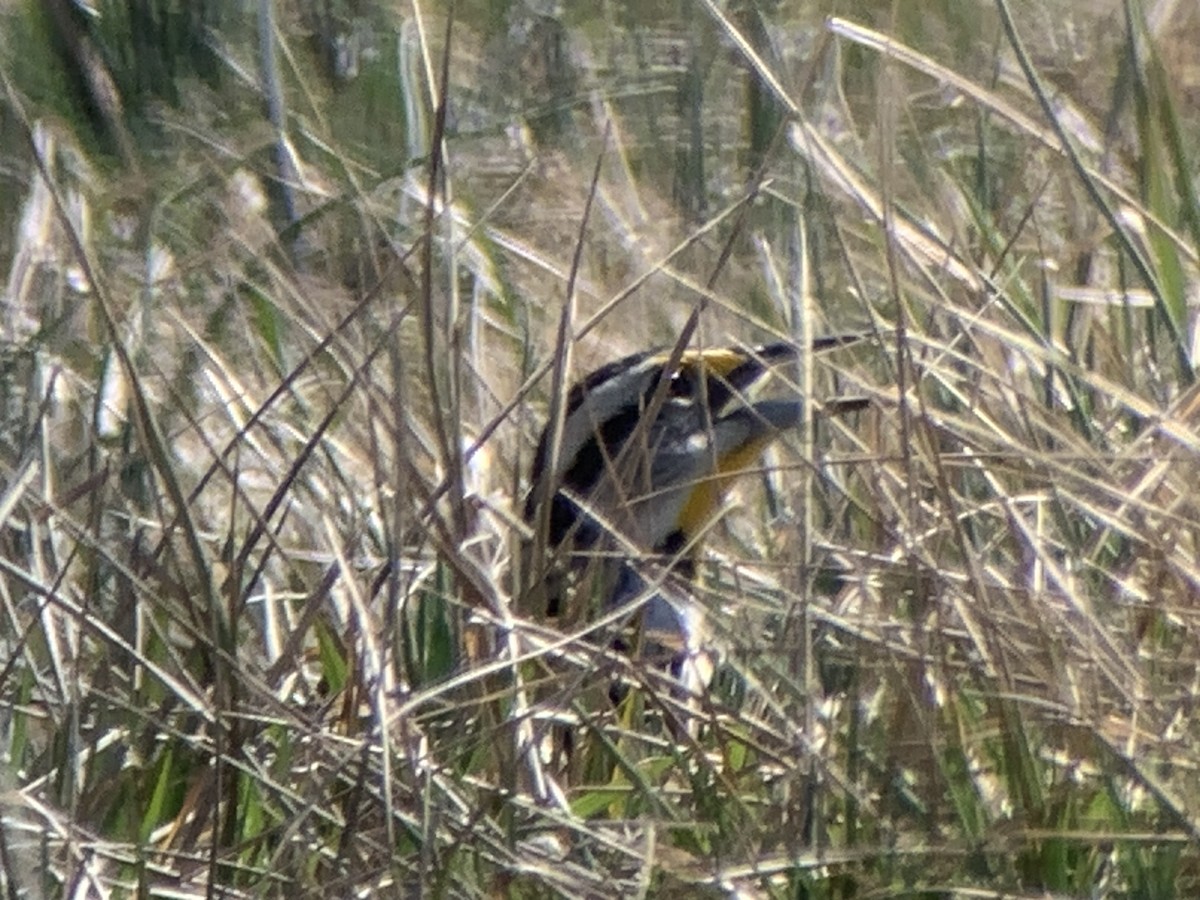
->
527, 340, 865, 556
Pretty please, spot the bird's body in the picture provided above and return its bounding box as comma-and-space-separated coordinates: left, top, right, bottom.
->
521, 337, 866, 689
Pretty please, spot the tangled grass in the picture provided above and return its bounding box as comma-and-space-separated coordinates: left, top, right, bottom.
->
1, 1, 1199, 896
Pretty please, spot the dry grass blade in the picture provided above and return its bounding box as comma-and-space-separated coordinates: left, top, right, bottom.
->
3, 1, 1200, 896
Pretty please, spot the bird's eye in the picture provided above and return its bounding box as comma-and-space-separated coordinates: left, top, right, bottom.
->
668, 369, 695, 397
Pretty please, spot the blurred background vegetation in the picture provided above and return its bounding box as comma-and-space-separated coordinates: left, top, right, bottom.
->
2, 0, 1200, 896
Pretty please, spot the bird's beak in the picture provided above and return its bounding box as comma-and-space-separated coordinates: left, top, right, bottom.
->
709, 342, 867, 454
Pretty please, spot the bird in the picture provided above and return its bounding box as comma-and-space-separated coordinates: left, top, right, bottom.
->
520, 335, 868, 694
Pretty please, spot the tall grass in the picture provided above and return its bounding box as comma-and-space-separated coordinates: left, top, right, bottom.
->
1, 0, 1199, 896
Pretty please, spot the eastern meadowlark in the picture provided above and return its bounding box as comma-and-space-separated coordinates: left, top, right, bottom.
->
522, 336, 867, 691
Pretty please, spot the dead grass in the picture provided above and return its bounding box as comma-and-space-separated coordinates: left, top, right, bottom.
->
1, 1, 1199, 897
